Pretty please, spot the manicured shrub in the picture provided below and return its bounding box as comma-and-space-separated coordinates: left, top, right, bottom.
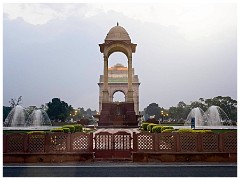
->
162, 129, 175, 133
161, 126, 174, 131
50, 128, 64, 133
177, 129, 212, 133
62, 125, 75, 133
177, 129, 193, 133
27, 131, 45, 134
141, 122, 150, 131
62, 128, 70, 133
152, 126, 163, 133
192, 130, 212, 133
73, 124, 83, 132
147, 123, 157, 132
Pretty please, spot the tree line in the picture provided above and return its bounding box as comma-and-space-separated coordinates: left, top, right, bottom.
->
143, 96, 237, 122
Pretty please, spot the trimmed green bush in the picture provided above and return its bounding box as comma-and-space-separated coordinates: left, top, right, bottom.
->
50, 128, 64, 133
27, 131, 45, 134
177, 129, 193, 133
62, 125, 75, 133
177, 129, 212, 133
147, 123, 157, 132
152, 126, 163, 133
161, 126, 174, 131
142, 122, 150, 131
192, 130, 212, 133
62, 128, 70, 133
73, 124, 83, 132
162, 129, 175, 133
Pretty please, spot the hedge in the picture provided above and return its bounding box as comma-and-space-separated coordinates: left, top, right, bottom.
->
152, 126, 163, 133
73, 124, 83, 132
161, 126, 174, 131
27, 131, 45, 134
62, 128, 70, 133
177, 129, 193, 133
177, 129, 212, 133
193, 130, 212, 133
62, 125, 75, 133
50, 128, 64, 133
147, 123, 157, 132
162, 129, 176, 133
142, 122, 150, 131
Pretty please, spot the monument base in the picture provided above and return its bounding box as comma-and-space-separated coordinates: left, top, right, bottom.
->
97, 102, 139, 127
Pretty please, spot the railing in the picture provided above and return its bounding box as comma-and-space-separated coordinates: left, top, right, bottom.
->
133, 132, 237, 153
3, 132, 93, 154
3, 132, 237, 154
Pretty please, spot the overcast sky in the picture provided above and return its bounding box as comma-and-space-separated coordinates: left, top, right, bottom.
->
3, 3, 237, 111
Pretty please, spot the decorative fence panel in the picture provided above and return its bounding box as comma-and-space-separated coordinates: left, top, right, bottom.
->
3, 134, 7, 153
71, 132, 93, 152
94, 131, 113, 158
133, 132, 155, 152
28, 133, 45, 153
178, 133, 198, 152
220, 132, 237, 152
112, 131, 132, 158
200, 133, 219, 152
6, 134, 27, 153
45, 133, 70, 153
156, 133, 176, 152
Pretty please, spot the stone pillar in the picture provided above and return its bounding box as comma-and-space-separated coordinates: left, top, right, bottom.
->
127, 56, 134, 102
102, 55, 109, 103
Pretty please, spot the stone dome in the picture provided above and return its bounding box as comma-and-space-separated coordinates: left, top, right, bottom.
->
105, 25, 131, 41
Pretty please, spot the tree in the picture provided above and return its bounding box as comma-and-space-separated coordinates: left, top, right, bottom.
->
145, 103, 161, 120
204, 96, 237, 120
9, 96, 22, 108
190, 100, 207, 111
168, 101, 190, 121
3, 106, 12, 122
46, 98, 73, 122
86, 108, 93, 118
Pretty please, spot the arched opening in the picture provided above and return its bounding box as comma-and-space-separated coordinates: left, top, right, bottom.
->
106, 43, 130, 58
108, 52, 128, 68
113, 91, 126, 102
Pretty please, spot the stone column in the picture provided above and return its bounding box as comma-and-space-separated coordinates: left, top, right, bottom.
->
127, 56, 134, 102
102, 55, 109, 102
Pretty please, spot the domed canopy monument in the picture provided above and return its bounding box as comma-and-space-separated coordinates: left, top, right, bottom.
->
97, 24, 140, 127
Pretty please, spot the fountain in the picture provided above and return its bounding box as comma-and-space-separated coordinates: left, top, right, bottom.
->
185, 107, 204, 126
203, 105, 231, 126
184, 105, 234, 129
25, 109, 52, 126
4, 105, 29, 127
3, 106, 55, 130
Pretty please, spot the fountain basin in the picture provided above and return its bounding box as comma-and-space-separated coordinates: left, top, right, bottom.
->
3, 126, 60, 131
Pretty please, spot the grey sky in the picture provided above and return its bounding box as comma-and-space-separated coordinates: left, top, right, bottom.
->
3, 3, 237, 111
